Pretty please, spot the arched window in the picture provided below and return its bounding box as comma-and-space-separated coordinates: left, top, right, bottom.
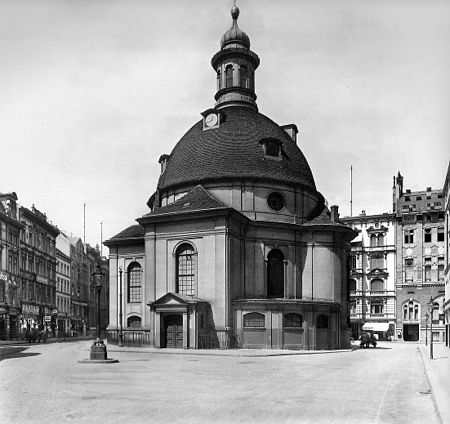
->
403, 300, 419, 321
370, 234, 377, 247
127, 262, 142, 303
377, 234, 384, 246
283, 313, 303, 328
216, 69, 221, 90
267, 249, 284, 298
176, 243, 196, 296
349, 279, 356, 292
317, 314, 329, 328
225, 65, 233, 88
371, 279, 383, 292
127, 316, 141, 328
240, 65, 249, 88
243, 312, 265, 328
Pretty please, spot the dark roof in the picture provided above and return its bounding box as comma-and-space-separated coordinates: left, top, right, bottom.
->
104, 224, 144, 245
157, 107, 316, 192
303, 207, 354, 229
143, 185, 227, 217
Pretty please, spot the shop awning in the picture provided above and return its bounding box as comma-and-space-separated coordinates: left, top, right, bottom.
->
362, 322, 389, 332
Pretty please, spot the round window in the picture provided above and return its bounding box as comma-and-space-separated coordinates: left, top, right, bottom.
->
267, 192, 285, 211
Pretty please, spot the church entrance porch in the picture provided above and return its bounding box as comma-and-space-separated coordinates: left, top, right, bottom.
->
149, 292, 212, 349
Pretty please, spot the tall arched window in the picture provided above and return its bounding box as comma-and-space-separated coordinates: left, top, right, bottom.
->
217, 69, 221, 90
240, 65, 249, 88
225, 65, 233, 88
371, 279, 383, 292
127, 262, 142, 303
176, 243, 196, 296
349, 279, 357, 292
403, 300, 419, 321
267, 249, 284, 298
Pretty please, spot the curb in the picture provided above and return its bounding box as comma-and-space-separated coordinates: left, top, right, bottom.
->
417, 346, 443, 424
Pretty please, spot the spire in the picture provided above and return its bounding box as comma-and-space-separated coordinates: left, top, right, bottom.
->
211, 4, 260, 111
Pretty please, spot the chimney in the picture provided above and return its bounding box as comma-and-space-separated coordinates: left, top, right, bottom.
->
360, 210, 366, 216
330, 205, 339, 222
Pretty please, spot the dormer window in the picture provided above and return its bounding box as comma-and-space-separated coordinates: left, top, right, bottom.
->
260, 138, 282, 159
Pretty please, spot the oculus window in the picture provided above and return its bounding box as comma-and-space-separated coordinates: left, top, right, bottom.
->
267, 192, 285, 212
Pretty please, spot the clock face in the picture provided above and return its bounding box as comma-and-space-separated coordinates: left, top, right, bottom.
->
205, 113, 218, 127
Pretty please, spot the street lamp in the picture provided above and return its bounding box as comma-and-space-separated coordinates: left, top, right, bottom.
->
425, 312, 429, 346
118, 266, 124, 347
90, 263, 107, 360
427, 296, 434, 360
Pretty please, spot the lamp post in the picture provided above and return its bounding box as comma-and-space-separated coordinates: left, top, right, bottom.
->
118, 266, 124, 347
425, 312, 429, 346
90, 263, 107, 360
427, 296, 434, 360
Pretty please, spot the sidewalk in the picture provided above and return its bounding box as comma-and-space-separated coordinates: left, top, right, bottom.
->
0, 336, 91, 345
105, 344, 355, 357
418, 343, 450, 424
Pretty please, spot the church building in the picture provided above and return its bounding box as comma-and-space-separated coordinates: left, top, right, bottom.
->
104, 5, 356, 350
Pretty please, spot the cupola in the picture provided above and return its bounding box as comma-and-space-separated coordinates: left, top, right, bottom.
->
211, 4, 260, 111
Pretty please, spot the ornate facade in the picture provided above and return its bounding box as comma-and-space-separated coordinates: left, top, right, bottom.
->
393, 173, 446, 342
105, 6, 356, 350
341, 212, 396, 340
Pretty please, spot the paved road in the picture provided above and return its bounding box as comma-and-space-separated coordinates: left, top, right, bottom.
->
0, 341, 441, 424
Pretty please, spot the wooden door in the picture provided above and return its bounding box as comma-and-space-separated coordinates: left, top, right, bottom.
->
165, 315, 183, 348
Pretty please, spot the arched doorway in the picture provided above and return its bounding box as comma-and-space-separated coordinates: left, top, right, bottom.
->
163, 315, 183, 348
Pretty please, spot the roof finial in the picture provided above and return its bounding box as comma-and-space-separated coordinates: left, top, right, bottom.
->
231, 1, 239, 20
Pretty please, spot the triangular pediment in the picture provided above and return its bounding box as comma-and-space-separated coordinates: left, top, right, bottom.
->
149, 292, 205, 307
151, 292, 189, 306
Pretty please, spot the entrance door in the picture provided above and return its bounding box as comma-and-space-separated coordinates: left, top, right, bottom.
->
164, 315, 183, 348
403, 324, 419, 341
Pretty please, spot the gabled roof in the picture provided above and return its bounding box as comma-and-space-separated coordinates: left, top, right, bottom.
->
103, 224, 145, 247
142, 185, 227, 218
303, 207, 358, 235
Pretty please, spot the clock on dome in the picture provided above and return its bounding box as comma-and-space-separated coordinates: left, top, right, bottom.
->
205, 113, 218, 127
201, 109, 221, 130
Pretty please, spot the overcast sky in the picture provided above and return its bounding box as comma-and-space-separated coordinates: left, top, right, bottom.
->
1, 0, 449, 252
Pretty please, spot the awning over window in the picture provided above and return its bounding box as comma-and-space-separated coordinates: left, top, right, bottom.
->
362, 322, 389, 332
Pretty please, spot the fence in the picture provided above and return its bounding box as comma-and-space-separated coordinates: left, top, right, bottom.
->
107, 330, 152, 347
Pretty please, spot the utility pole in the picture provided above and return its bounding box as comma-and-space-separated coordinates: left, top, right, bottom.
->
100, 221, 103, 257
83, 203, 86, 245
350, 165, 353, 217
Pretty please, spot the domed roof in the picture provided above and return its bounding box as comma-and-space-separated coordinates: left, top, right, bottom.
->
220, 5, 250, 49
157, 107, 316, 192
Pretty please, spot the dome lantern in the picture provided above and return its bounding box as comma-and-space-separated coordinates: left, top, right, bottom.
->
211, 4, 260, 111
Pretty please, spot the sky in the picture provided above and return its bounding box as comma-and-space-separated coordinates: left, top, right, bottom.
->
1, 0, 449, 253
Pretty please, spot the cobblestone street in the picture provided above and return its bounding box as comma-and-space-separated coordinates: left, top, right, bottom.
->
0, 340, 446, 424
